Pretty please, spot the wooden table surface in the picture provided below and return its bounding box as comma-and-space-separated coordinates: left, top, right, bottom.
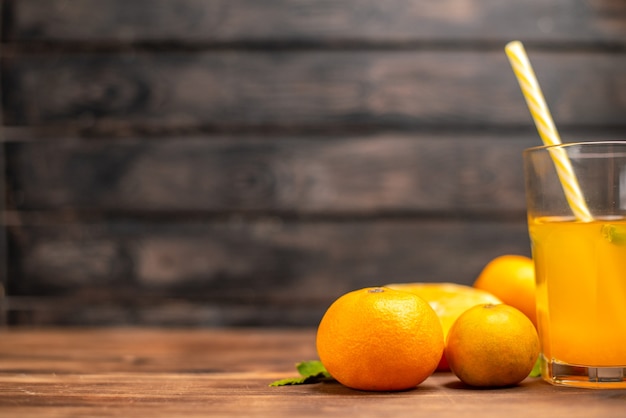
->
0, 328, 624, 417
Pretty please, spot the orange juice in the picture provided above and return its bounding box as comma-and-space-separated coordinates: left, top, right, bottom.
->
529, 216, 626, 367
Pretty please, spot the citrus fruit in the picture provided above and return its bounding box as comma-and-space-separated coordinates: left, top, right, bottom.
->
386, 282, 502, 371
316, 287, 444, 391
473, 255, 537, 327
445, 303, 540, 387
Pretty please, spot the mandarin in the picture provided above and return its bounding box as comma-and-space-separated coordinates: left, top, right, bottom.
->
473, 255, 537, 327
386, 282, 502, 371
445, 303, 539, 387
316, 287, 443, 391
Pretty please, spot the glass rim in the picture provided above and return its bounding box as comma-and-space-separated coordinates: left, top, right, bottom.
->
523, 140, 626, 155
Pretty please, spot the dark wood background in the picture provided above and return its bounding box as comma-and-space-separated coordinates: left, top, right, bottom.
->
1, 0, 624, 326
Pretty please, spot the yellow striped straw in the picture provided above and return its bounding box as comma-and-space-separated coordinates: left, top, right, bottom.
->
505, 40, 593, 222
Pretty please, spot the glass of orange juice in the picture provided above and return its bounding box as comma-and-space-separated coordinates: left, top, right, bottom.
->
523, 141, 626, 388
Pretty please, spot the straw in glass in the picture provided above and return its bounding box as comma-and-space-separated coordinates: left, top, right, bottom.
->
505, 40, 593, 222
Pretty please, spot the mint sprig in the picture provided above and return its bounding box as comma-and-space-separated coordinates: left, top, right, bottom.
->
528, 357, 542, 378
269, 360, 334, 387
602, 224, 626, 245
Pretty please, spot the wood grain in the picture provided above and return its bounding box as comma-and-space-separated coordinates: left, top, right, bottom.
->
3, 51, 624, 128
6, 0, 626, 44
2, 1, 624, 327
6, 133, 534, 212
0, 328, 316, 373
0, 329, 624, 418
7, 219, 532, 325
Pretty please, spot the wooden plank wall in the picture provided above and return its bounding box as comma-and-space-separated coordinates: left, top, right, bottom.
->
1, 0, 625, 326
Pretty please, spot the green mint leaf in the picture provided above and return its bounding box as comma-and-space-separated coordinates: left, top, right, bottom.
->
269, 374, 323, 386
296, 360, 331, 378
269, 360, 334, 387
269, 377, 305, 386
528, 357, 542, 378
602, 224, 626, 245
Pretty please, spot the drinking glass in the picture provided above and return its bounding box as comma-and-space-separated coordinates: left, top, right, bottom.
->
523, 141, 626, 388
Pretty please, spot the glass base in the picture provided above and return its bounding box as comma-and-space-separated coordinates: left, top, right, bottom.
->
542, 355, 626, 389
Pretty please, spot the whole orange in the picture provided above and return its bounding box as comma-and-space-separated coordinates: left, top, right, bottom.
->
445, 304, 539, 387
473, 255, 537, 327
386, 282, 502, 371
316, 287, 444, 391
